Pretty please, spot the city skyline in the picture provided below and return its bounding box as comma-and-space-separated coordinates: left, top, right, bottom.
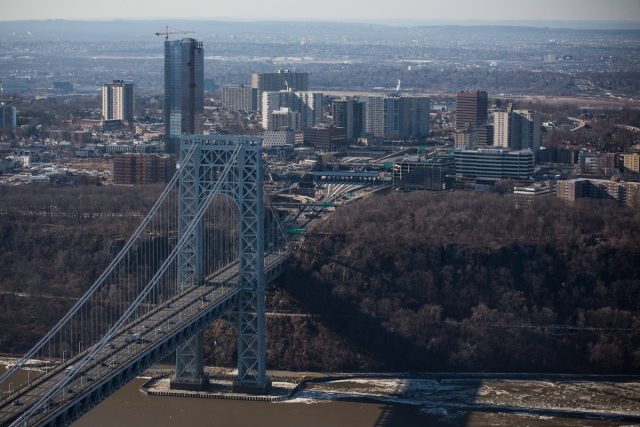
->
2, 0, 640, 25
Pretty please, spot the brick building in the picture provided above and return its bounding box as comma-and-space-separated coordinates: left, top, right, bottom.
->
112, 154, 176, 185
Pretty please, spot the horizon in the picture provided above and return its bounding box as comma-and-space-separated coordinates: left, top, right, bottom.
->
1, 0, 639, 29
1, 17, 639, 31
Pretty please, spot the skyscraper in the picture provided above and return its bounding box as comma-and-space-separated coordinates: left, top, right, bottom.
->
455, 90, 488, 130
456, 90, 489, 145
0, 104, 16, 130
332, 98, 364, 140
399, 96, 430, 140
102, 80, 134, 122
164, 38, 204, 154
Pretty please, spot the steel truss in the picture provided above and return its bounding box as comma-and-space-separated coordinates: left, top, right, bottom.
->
174, 135, 268, 392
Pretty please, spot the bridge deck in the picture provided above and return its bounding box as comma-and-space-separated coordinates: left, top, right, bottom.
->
0, 251, 288, 427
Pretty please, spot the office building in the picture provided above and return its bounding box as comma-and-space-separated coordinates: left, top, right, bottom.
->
332, 98, 364, 140
455, 91, 488, 130
0, 104, 17, 130
454, 149, 535, 182
393, 157, 455, 191
303, 126, 347, 151
456, 91, 490, 145
493, 106, 541, 152
222, 85, 258, 112
102, 80, 134, 123
362, 95, 429, 140
263, 130, 298, 148
164, 38, 204, 153
557, 178, 640, 209
113, 153, 176, 185
261, 91, 322, 131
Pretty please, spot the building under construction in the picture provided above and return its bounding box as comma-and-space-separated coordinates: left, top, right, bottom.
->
112, 153, 176, 185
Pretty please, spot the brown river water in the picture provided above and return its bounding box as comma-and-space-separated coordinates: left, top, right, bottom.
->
1, 366, 637, 427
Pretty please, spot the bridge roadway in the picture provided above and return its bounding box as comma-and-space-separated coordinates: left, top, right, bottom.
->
0, 251, 288, 427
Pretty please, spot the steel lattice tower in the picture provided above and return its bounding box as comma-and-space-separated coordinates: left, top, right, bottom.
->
172, 135, 269, 393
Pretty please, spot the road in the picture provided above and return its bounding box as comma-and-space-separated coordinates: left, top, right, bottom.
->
0, 251, 288, 427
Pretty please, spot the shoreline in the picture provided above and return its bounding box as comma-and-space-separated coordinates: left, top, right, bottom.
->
3, 358, 639, 421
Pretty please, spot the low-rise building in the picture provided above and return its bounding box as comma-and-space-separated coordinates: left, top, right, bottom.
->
112, 153, 176, 185
393, 156, 455, 191
263, 130, 298, 148
454, 149, 535, 182
303, 126, 346, 151
623, 152, 640, 174
556, 178, 640, 208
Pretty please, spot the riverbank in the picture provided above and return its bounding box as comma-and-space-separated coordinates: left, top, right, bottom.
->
3, 358, 639, 422
141, 367, 640, 422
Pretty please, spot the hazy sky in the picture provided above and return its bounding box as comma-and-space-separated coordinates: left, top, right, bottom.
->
1, 0, 640, 23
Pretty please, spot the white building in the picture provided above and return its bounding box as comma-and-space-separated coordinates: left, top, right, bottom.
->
102, 80, 134, 122
261, 90, 322, 131
263, 130, 297, 147
493, 107, 541, 152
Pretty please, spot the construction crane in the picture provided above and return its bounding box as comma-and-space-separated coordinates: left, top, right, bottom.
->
154, 25, 195, 40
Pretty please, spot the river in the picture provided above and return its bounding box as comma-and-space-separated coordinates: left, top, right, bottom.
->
1, 367, 637, 427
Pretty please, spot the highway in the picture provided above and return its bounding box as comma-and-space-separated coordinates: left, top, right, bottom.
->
0, 251, 288, 427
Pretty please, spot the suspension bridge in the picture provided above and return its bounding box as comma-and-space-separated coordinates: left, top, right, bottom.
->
0, 135, 290, 427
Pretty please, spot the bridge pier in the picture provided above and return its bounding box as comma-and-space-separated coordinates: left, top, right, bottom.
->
170, 331, 208, 391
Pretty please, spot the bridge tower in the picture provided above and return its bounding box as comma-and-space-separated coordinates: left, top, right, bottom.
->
171, 135, 269, 393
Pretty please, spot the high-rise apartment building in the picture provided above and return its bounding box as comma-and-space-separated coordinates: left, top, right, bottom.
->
332, 98, 364, 140
269, 108, 301, 131
164, 38, 204, 154
362, 96, 385, 139
362, 95, 430, 140
102, 80, 134, 122
252, 70, 309, 103
493, 106, 541, 152
222, 85, 258, 112
0, 104, 17, 130
261, 91, 322, 131
399, 96, 430, 139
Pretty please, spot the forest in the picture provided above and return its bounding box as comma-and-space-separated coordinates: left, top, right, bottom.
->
0, 184, 639, 374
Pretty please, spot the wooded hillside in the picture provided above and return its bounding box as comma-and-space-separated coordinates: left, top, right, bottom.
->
0, 185, 638, 373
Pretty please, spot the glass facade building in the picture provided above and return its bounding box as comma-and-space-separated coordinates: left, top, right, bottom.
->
164, 38, 204, 153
